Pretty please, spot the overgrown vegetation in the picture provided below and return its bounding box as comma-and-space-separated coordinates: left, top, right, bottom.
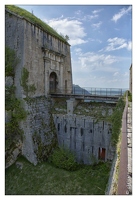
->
49, 147, 79, 171
112, 132, 122, 194
5, 156, 111, 195
128, 90, 132, 102
25, 96, 58, 163
33, 114, 58, 163
109, 97, 125, 145
20, 67, 36, 97
5, 46, 19, 77
5, 5, 68, 44
74, 101, 115, 121
51, 98, 67, 114
5, 47, 27, 152
74, 98, 125, 146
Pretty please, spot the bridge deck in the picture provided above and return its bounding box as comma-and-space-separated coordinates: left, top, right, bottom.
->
50, 93, 121, 102
49, 87, 127, 102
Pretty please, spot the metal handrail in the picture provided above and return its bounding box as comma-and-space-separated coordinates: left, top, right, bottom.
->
49, 87, 127, 97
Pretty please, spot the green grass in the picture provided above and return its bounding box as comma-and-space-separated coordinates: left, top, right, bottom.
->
111, 132, 122, 194
5, 156, 111, 195
5, 5, 68, 44
74, 102, 115, 120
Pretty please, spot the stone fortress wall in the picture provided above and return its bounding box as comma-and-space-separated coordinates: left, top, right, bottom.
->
5, 6, 115, 166
53, 113, 113, 164
5, 9, 73, 98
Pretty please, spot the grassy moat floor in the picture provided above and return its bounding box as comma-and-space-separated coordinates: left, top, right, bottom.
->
5, 156, 111, 195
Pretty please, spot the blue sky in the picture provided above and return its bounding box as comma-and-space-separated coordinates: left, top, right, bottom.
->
17, 5, 132, 89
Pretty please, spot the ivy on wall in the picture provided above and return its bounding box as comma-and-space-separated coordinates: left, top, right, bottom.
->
20, 67, 36, 97
5, 47, 27, 151
5, 46, 19, 77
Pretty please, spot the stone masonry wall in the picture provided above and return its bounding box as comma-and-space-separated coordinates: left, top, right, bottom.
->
5, 8, 72, 166
23, 11, 72, 97
5, 11, 25, 99
53, 114, 113, 165
5, 9, 73, 98
22, 96, 57, 165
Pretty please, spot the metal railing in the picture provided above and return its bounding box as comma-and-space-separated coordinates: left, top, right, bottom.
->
49, 87, 127, 97
72, 87, 126, 97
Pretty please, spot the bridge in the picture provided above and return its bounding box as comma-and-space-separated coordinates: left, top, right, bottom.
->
50, 87, 127, 103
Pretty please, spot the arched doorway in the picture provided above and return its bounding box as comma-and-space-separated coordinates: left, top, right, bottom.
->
49, 72, 58, 93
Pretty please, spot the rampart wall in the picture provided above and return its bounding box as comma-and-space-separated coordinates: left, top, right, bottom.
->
53, 114, 114, 164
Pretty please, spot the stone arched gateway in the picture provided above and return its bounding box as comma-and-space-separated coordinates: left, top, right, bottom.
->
49, 72, 58, 93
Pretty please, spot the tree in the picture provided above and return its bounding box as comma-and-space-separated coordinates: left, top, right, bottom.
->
65, 35, 70, 41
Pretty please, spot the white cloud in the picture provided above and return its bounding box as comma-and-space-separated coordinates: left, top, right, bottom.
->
88, 38, 102, 43
107, 37, 125, 45
75, 10, 83, 15
113, 71, 119, 76
70, 38, 87, 46
72, 52, 130, 87
92, 9, 103, 14
75, 9, 99, 21
44, 17, 87, 46
127, 41, 132, 51
82, 14, 98, 21
92, 21, 102, 29
74, 50, 118, 72
100, 37, 132, 52
112, 6, 132, 23
74, 48, 82, 55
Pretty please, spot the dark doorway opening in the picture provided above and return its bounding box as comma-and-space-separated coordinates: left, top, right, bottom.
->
49, 72, 58, 93
98, 147, 106, 161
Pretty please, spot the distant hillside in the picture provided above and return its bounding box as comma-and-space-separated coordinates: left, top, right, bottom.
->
73, 85, 90, 95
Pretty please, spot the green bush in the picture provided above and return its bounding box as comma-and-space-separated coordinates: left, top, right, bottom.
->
49, 147, 79, 171
128, 91, 132, 102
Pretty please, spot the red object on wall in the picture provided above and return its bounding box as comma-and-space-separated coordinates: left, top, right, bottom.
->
98, 147, 106, 160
